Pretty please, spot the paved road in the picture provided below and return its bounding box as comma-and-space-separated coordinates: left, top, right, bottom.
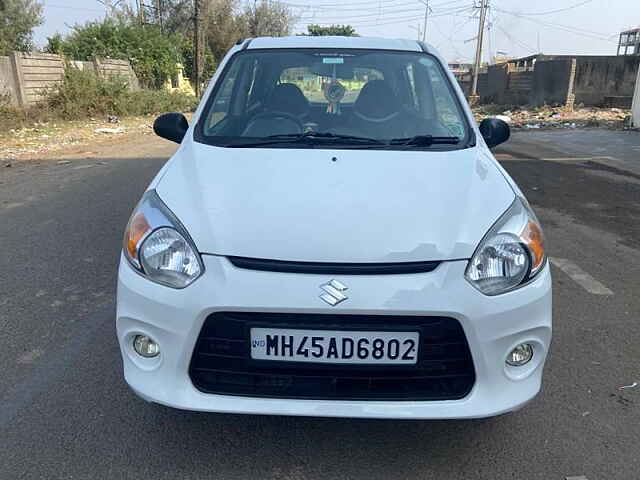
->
1, 129, 639, 479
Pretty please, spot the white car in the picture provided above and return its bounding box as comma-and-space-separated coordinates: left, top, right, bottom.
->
117, 36, 551, 419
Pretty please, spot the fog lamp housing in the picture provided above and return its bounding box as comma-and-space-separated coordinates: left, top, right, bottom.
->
506, 343, 533, 366
133, 335, 160, 358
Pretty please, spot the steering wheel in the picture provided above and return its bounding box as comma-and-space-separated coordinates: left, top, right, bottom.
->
243, 111, 305, 136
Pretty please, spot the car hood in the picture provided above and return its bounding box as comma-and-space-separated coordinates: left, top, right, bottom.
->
155, 142, 515, 262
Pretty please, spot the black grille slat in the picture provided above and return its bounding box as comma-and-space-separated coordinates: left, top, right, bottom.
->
192, 367, 473, 381
227, 256, 441, 275
189, 312, 475, 401
193, 354, 472, 375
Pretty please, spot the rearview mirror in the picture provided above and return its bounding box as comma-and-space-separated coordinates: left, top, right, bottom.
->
479, 118, 510, 149
153, 113, 189, 144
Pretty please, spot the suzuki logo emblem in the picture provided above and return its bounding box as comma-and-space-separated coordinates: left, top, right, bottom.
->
319, 279, 348, 306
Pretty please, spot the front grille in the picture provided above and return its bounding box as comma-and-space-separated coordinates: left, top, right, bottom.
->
189, 312, 475, 401
227, 256, 442, 275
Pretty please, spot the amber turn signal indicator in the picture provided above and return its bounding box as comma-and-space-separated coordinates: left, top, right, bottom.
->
125, 213, 151, 265
522, 220, 545, 273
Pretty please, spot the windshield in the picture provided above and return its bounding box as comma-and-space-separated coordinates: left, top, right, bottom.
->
195, 48, 471, 149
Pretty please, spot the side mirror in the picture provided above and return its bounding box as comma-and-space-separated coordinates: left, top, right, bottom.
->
153, 113, 189, 144
479, 118, 510, 149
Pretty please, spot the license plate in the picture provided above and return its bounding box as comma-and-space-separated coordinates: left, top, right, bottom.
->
250, 328, 419, 364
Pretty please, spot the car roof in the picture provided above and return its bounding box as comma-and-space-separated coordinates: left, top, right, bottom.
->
246, 36, 428, 53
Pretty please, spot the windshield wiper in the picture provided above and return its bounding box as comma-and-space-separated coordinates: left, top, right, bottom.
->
389, 135, 461, 147
225, 131, 386, 148
225, 132, 460, 149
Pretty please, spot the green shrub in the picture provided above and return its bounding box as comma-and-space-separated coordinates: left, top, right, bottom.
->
46, 67, 129, 119
0, 67, 197, 132
44, 66, 197, 120
45, 19, 181, 88
120, 89, 198, 116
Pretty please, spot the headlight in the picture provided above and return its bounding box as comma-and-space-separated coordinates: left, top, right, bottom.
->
465, 197, 546, 295
123, 190, 203, 288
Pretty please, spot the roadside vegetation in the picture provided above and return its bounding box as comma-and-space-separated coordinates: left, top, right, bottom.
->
0, 0, 43, 55
0, 67, 197, 132
45, 20, 182, 89
0, 0, 363, 159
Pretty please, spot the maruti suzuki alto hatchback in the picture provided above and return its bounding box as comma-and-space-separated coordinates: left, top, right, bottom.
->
117, 36, 552, 419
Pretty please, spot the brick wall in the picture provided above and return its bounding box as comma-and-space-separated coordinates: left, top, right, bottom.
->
573, 56, 639, 107
478, 55, 640, 107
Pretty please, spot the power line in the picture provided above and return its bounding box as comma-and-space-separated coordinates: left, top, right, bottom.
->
287, 0, 468, 11
297, 4, 471, 23
287, 0, 425, 11
295, 2, 469, 17
300, 14, 425, 27
298, 8, 471, 28
299, 7, 434, 21
45, 3, 104, 12
493, 6, 617, 42
429, 9, 475, 59
285, 0, 425, 9
495, 0, 593, 16
494, 24, 537, 54
430, 0, 470, 7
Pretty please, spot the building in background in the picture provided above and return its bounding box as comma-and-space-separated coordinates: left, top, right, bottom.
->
448, 62, 473, 83
164, 64, 195, 96
617, 27, 640, 56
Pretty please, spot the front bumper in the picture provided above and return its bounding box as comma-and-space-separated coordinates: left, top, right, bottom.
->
116, 254, 552, 419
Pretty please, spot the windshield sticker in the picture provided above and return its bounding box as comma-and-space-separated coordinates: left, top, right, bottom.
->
322, 57, 344, 64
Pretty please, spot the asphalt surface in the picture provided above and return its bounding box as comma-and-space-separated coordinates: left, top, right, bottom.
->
1, 129, 639, 479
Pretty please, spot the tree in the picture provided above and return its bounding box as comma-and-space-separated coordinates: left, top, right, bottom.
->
45, 19, 181, 88
305, 25, 358, 37
205, 0, 243, 62
158, 0, 295, 82
44, 32, 63, 55
0, 0, 44, 55
159, 0, 195, 36
241, 0, 295, 38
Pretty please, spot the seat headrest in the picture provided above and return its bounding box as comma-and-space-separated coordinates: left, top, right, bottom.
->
267, 83, 309, 117
354, 80, 399, 120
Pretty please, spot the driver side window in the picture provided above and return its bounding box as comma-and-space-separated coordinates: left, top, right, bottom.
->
206, 64, 239, 131
205, 58, 258, 133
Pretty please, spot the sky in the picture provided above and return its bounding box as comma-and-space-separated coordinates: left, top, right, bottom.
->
34, 0, 638, 63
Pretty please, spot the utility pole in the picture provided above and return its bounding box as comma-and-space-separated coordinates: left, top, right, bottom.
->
194, 0, 201, 97
471, 0, 488, 100
419, 0, 429, 42
632, 63, 640, 127
155, 0, 164, 32
138, 0, 147, 24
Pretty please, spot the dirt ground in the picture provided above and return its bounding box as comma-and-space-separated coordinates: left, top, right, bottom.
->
0, 115, 166, 165
1, 106, 636, 165
474, 104, 634, 130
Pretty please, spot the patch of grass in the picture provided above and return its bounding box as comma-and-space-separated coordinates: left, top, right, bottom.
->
0, 67, 197, 132
118, 88, 198, 116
